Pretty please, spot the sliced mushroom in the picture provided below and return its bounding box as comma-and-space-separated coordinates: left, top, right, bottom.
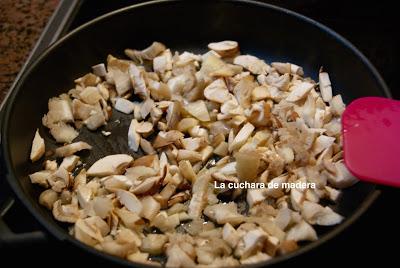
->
233, 55, 270, 75
116, 190, 143, 215
229, 122, 255, 152
208, 41, 239, 57
52, 200, 80, 223
54, 141, 92, 157
286, 82, 315, 102
204, 78, 231, 103
328, 160, 358, 188
87, 154, 133, 177
185, 100, 210, 122
49, 122, 79, 143
204, 202, 244, 226
114, 98, 136, 114
188, 173, 211, 218
30, 129, 45, 162
125, 41, 166, 63
286, 220, 317, 242
39, 189, 58, 209
128, 119, 141, 152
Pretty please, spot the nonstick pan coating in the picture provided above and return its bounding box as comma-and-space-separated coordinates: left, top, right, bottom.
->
0, 0, 390, 267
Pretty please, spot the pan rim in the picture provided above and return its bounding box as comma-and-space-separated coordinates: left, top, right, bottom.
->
0, 0, 388, 267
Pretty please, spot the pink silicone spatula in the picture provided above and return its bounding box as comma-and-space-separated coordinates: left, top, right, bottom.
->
342, 97, 400, 187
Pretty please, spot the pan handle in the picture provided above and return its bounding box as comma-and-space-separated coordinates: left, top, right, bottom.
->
0, 198, 48, 247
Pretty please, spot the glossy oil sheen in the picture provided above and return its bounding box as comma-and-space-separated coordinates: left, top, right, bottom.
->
343, 97, 400, 186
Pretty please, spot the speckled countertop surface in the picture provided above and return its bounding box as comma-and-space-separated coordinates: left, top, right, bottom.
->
0, 0, 59, 104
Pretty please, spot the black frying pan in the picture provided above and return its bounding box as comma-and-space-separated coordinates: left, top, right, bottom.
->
0, 0, 391, 267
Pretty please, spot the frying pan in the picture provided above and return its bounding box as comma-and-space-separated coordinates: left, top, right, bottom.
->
0, 0, 391, 266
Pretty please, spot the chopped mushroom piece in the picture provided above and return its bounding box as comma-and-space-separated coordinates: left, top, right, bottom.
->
114, 98, 136, 114
185, 100, 210, 122
116, 190, 143, 215
229, 122, 255, 152
54, 141, 92, 157
128, 119, 141, 152
30, 129, 45, 162
286, 220, 317, 242
319, 72, 333, 102
49, 122, 79, 143
125, 41, 166, 63
286, 82, 315, 102
208, 41, 239, 57
87, 154, 133, 177
204, 78, 231, 103
233, 55, 270, 75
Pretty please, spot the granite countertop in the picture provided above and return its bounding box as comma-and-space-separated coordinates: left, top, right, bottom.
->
0, 0, 59, 104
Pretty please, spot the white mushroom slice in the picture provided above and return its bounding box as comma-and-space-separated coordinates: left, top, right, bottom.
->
108, 68, 131, 96
84, 111, 106, 130
54, 141, 92, 157
286, 82, 315, 102
125, 41, 166, 62
204, 202, 244, 226
319, 72, 333, 102
102, 175, 132, 191
286, 220, 318, 242
208, 40, 239, 57
39, 189, 58, 210
92, 63, 107, 77
177, 150, 202, 163
30, 129, 45, 162
42, 97, 74, 127
140, 196, 161, 221
313, 135, 335, 155
136, 121, 153, 134
114, 98, 136, 114
72, 99, 101, 120
301, 201, 343, 226
49, 122, 78, 143
153, 130, 184, 148
275, 207, 292, 230
148, 80, 171, 101
185, 100, 210, 122
60, 155, 79, 172
52, 200, 80, 223
131, 176, 160, 194
152, 211, 180, 232
272, 62, 304, 76
87, 154, 133, 177
229, 122, 255, 152
179, 160, 196, 182
77, 184, 93, 208
141, 234, 168, 255
114, 208, 141, 229
235, 150, 261, 181
166, 244, 196, 268
204, 78, 231, 103
188, 173, 211, 218
241, 229, 268, 258
29, 170, 52, 188
246, 189, 267, 208
129, 64, 149, 99
153, 49, 173, 74
128, 119, 141, 152
79, 86, 102, 105
125, 165, 157, 181
116, 190, 143, 215
140, 98, 155, 119
92, 197, 113, 219
222, 223, 241, 248
328, 160, 358, 188
330, 94, 345, 115
233, 55, 270, 75
234, 75, 254, 109
325, 186, 341, 202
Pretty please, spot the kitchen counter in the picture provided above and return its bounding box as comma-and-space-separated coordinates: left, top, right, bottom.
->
0, 0, 59, 104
